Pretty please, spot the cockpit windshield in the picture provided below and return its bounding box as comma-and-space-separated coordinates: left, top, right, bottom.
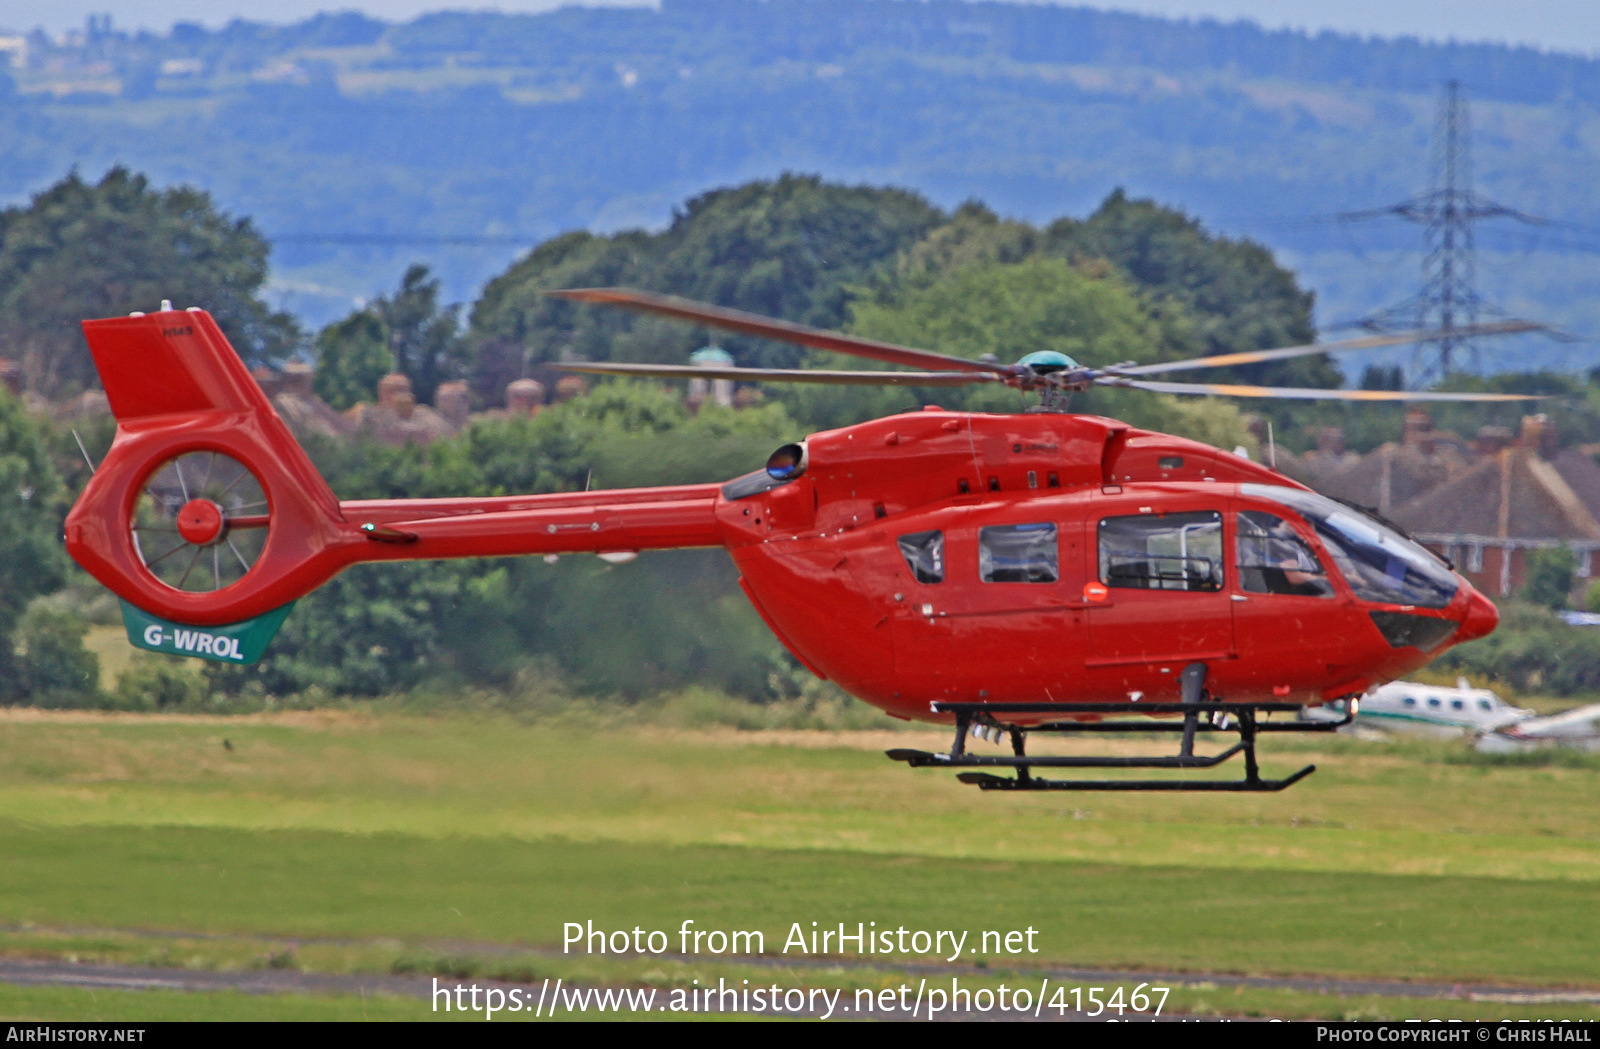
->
1241, 485, 1459, 609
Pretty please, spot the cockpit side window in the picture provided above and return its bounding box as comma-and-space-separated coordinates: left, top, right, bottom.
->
1237, 510, 1334, 597
1240, 485, 1458, 609
897, 531, 945, 584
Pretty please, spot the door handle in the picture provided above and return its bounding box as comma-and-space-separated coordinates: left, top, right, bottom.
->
1230, 594, 1249, 602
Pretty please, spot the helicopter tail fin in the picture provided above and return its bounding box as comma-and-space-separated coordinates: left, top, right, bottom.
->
65, 308, 355, 639
87, 308, 277, 420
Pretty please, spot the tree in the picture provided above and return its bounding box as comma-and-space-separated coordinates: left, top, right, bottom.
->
468, 175, 946, 379
1361, 364, 1405, 391
1435, 602, 1600, 696
1521, 547, 1577, 610
0, 167, 300, 396
374, 265, 466, 405
885, 201, 1040, 286
793, 255, 1253, 450
0, 392, 69, 696
1045, 190, 1333, 389
12, 605, 100, 706
115, 654, 208, 710
851, 255, 1168, 369
653, 175, 945, 360
312, 310, 393, 410
206, 562, 466, 697
314, 265, 465, 407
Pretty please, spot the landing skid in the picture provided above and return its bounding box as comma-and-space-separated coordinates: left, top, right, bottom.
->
886, 665, 1354, 792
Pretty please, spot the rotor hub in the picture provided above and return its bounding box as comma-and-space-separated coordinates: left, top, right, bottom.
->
175, 499, 226, 546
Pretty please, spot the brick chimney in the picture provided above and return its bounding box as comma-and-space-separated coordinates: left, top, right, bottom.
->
435, 380, 471, 428
1519, 413, 1557, 458
251, 365, 283, 399
555, 375, 587, 403
1403, 408, 1434, 453
505, 378, 544, 418
1474, 425, 1514, 456
377, 373, 415, 420
280, 361, 313, 397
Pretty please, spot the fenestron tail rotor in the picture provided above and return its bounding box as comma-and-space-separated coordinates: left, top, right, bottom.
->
131, 451, 271, 593
546, 287, 1547, 404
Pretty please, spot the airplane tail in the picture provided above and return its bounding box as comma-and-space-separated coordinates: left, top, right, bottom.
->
65, 307, 726, 663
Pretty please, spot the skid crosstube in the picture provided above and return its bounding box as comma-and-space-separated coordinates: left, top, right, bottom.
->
885, 668, 1353, 792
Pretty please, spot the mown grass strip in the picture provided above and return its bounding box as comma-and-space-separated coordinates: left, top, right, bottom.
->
0, 822, 1594, 988
0, 717, 1596, 883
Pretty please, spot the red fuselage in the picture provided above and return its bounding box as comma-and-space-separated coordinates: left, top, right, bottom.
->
707, 410, 1495, 721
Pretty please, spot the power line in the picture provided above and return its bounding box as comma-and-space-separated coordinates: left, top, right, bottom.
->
269, 233, 534, 246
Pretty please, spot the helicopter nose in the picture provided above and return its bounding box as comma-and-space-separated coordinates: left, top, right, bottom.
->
1456, 586, 1499, 643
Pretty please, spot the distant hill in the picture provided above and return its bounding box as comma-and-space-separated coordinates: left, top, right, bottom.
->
2, 1, 1597, 371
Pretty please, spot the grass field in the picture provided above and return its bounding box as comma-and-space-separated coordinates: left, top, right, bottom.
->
0, 709, 1596, 1021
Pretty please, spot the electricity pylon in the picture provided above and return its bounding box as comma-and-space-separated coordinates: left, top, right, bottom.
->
1340, 81, 1547, 383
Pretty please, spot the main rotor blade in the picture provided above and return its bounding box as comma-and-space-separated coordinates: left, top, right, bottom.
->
547, 288, 1014, 377
554, 362, 998, 387
1105, 378, 1545, 402
1106, 320, 1547, 378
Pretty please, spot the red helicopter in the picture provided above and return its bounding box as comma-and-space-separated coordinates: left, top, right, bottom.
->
64, 293, 1538, 792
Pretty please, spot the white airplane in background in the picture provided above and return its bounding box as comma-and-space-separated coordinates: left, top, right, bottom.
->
1359, 679, 1533, 736
1475, 703, 1600, 753
1355, 679, 1600, 753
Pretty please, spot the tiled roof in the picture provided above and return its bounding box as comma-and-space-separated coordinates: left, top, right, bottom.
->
1389, 446, 1600, 541
1308, 441, 1471, 514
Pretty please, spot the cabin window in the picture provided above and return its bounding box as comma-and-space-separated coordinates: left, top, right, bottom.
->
979, 523, 1058, 583
1237, 511, 1333, 597
1451, 699, 1464, 711
1403, 696, 1417, 707
897, 531, 945, 584
1478, 699, 1492, 711
1428, 697, 1441, 708
1099, 511, 1223, 592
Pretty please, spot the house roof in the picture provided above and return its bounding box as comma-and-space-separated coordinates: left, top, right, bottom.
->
1307, 441, 1471, 515
1389, 446, 1600, 542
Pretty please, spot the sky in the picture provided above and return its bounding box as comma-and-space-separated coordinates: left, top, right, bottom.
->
2, 0, 1598, 57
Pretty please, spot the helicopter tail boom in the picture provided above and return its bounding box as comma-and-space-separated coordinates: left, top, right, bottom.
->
65, 309, 725, 631
339, 486, 724, 561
